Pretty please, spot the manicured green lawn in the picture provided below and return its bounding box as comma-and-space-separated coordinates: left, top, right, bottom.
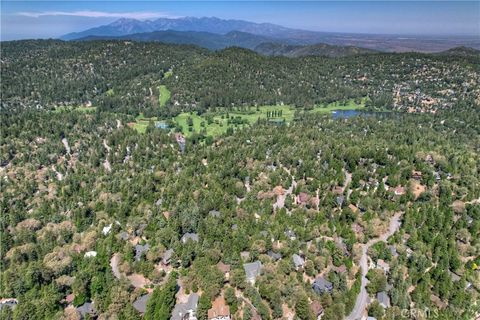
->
159, 85, 171, 107
174, 105, 293, 137
133, 98, 367, 135
311, 98, 366, 113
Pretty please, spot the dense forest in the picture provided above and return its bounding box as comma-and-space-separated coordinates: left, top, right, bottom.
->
1, 40, 479, 320
2, 40, 479, 116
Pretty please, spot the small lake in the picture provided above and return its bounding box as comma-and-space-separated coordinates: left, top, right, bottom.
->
155, 121, 170, 129
331, 110, 395, 119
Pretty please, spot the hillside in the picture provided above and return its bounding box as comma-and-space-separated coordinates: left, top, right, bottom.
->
2, 40, 479, 117
438, 46, 480, 57
1, 105, 479, 319
78, 30, 279, 50
254, 42, 378, 58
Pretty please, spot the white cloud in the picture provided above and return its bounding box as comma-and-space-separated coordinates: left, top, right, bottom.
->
17, 10, 179, 20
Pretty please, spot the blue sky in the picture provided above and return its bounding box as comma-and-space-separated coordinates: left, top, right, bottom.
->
2, 1, 479, 40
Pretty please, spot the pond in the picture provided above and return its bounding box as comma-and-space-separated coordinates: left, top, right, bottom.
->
155, 121, 170, 129
331, 110, 395, 119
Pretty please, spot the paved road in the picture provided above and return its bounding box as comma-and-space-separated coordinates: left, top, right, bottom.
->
345, 212, 402, 320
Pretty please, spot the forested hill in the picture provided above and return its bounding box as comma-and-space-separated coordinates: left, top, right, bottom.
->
254, 42, 377, 58
1, 40, 479, 116
77, 30, 277, 51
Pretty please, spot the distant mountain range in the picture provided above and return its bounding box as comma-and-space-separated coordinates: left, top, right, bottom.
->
61, 16, 480, 53
76, 30, 381, 58
61, 17, 294, 41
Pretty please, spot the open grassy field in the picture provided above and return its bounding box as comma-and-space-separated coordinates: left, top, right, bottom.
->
174, 105, 295, 137
312, 98, 366, 112
131, 114, 158, 133
158, 85, 171, 107
132, 98, 367, 135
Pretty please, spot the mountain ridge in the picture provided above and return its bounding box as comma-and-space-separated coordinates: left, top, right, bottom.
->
61, 16, 480, 53
60, 16, 295, 41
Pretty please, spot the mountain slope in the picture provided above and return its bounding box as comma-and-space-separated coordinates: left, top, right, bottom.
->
254, 42, 378, 58
437, 46, 480, 57
61, 16, 294, 41
77, 30, 279, 50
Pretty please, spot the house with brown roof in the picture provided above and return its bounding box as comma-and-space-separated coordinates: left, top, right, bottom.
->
333, 264, 347, 274
297, 192, 310, 206
394, 186, 405, 196
348, 204, 359, 214
208, 295, 231, 320
310, 301, 324, 320
332, 186, 343, 195
376, 259, 390, 274
217, 262, 231, 281
412, 170, 422, 180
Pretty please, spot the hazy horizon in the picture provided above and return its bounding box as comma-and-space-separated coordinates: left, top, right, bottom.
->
2, 1, 479, 41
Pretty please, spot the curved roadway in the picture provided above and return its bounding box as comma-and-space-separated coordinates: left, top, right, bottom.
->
346, 212, 402, 320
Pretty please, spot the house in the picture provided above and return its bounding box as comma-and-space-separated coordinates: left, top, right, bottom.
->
267, 250, 282, 261
332, 186, 343, 195
171, 293, 199, 320
336, 195, 345, 207
207, 295, 231, 320
133, 293, 151, 313
348, 204, 359, 214
240, 251, 250, 261
64, 293, 75, 305
425, 154, 435, 165
376, 291, 391, 309
333, 264, 347, 274
0, 298, 18, 310
163, 249, 174, 265
175, 133, 186, 153
135, 243, 150, 261
244, 261, 262, 284
430, 294, 447, 310
412, 170, 422, 180
376, 259, 390, 273
209, 210, 221, 218
217, 262, 231, 280
102, 223, 113, 235
135, 224, 147, 236
84, 251, 97, 258
76, 301, 97, 318
285, 229, 296, 241
309, 301, 324, 320
394, 186, 405, 196
312, 277, 333, 294
297, 192, 310, 206
118, 231, 129, 241
181, 233, 199, 244
448, 271, 461, 282
292, 254, 305, 270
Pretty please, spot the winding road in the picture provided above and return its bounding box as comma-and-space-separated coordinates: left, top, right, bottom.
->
345, 212, 402, 320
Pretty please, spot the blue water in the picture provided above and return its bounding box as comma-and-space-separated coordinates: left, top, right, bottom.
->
331, 110, 392, 119
155, 122, 169, 129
